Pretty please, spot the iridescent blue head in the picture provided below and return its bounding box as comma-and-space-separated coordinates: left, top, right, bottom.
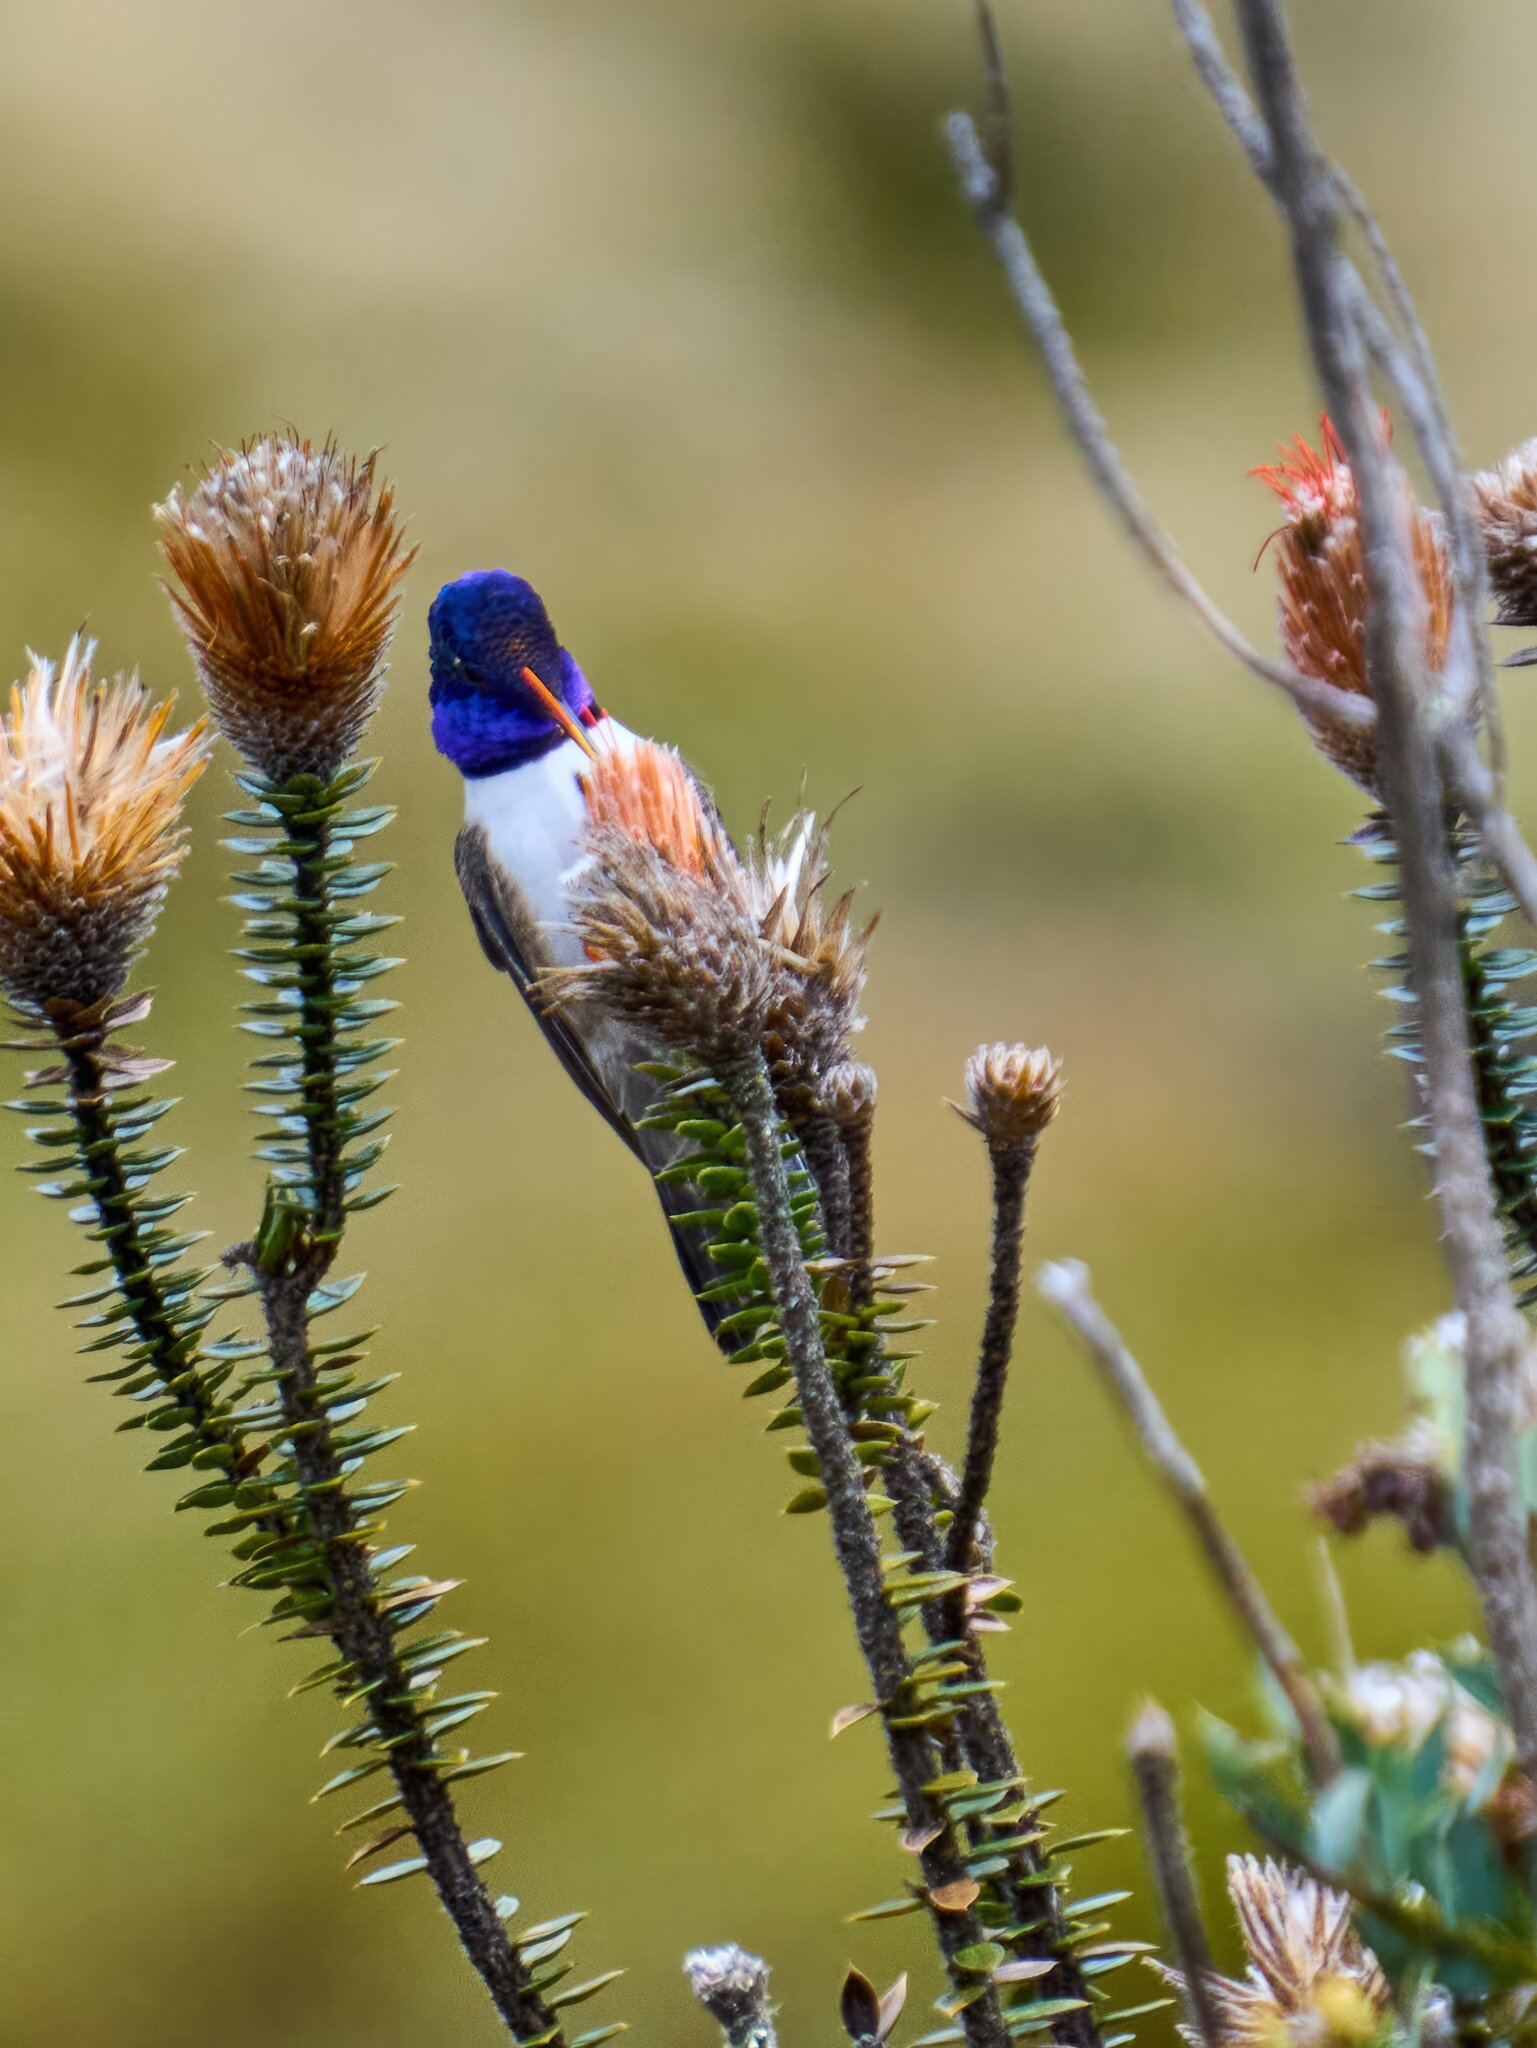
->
428, 570, 600, 777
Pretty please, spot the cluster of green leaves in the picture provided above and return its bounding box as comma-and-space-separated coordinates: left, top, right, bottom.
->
1359, 821, 1537, 1304
7, 767, 618, 2048
641, 1063, 1153, 2047
1206, 1650, 1537, 2018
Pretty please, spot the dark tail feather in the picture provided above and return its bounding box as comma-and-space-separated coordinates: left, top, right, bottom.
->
652, 1172, 738, 1347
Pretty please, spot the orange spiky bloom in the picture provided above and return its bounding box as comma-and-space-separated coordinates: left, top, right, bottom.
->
1255, 416, 1453, 791
0, 640, 209, 1011
580, 739, 743, 888
155, 434, 415, 783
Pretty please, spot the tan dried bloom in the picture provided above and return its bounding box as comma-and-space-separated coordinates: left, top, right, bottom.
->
1473, 438, 1537, 627
540, 829, 772, 1064
1158, 1857, 1388, 2048
745, 810, 874, 1118
957, 1043, 1064, 1149
0, 640, 208, 1011
1310, 1418, 1454, 1553
1255, 419, 1453, 792
155, 434, 414, 783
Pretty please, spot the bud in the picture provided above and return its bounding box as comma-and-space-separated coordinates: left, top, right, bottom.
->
1254, 417, 1452, 792
1473, 438, 1537, 628
155, 434, 414, 784
956, 1042, 1063, 1149
683, 1945, 775, 2048
0, 640, 208, 1013
824, 1057, 877, 1130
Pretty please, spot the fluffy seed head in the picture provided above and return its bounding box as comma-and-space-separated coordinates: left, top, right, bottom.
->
1473, 439, 1537, 627
0, 640, 208, 1011
1255, 418, 1453, 792
1157, 1856, 1388, 2048
958, 1043, 1064, 1149
155, 434, 414, 783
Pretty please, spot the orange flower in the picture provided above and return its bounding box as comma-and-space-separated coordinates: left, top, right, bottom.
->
1254, 417, 1453, 791
0, 640, 208, 1010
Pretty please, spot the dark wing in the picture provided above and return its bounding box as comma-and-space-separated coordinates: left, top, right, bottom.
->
455, 825, 640, 1156
454, 825, 736, 1342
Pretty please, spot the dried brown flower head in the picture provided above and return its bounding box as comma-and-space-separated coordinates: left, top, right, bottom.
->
155, 434, 414, 783
0, 640, 208, 1012
1158, 1856, 1389, 2048
537, 742, 771, 1063
1310, 1418, 1454, 1553
1473, 439, 1537, 628
745, 811, 875, 1118
957, 1043, 1063, 1149
1255, 418, 1453, 792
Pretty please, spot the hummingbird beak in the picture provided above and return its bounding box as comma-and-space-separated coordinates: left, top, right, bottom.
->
520, 664, 598, 759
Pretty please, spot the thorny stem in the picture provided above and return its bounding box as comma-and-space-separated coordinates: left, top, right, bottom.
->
249, 799, 557, 2044
722, 1048, 1011, 2048
56, 1024, 261, 1475
1038, 1261, 1339, 1783
1127, 1702, 1221, 2048
1228, 0, 1537, 1799
945, 1136, 1035, 1586
840, 1111, 877, 1316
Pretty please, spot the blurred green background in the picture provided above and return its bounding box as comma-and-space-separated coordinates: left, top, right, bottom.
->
1, 0, 1531, 2040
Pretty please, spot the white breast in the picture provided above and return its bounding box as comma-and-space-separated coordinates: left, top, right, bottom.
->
463, 722, 639, 969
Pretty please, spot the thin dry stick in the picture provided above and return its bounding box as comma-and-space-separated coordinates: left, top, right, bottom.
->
1126, 1701, 1222, 2048
941, 117, 1369, 741
1228, 0, 1537, 1799
950, 1, 1537, 928
1037, 1260, 1339, 1781
1168, 0, 1498, 736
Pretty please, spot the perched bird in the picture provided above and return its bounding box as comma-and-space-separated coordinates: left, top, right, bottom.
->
427, 568, 732, 1328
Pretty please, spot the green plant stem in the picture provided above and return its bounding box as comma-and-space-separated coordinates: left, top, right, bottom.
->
58, 1022, 257, 1474
250, 796, 558, 2046
255, 1262, 554, 2041
945, 1137, 1034, 1587
723, 1048, 1011, 2048
840, 1112, 876, 1315
885, 1448, 1101, 2048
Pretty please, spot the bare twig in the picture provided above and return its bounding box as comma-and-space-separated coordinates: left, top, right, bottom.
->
1127, 1701, 1222, 2048
1037, 1260, 1339, 1781
941, 108, 1372, 741
1228, 0, 1537, 1799
684, 1946, 779, 2048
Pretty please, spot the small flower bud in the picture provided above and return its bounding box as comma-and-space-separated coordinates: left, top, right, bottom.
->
684, 1946, 776, 2048
824, 1058, 877, 1129
0, 641, 208, 1013
957, 1042, 1063, 1148
155, 434, 414, 784
1473, 438, 1537, 627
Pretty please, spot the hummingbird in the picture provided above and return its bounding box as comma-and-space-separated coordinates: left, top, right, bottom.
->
427, 567, 736, 1331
